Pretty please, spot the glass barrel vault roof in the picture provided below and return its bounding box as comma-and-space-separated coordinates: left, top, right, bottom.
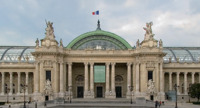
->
0, 46, 35, 63
0, 46, 200, 63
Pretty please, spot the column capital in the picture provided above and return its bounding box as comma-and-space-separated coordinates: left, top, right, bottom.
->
1, 72, 5, 75
84, 62, 89, 65
176, 72, 180, 75
192, 72, 195, 75
90, 62, 94, 66
111, 62, 116, 66
184, 72, 188, 75
17, 72, 21, 75
127, 62, 132, 66
9, 72, 13, 75
67, 62, 72, 65
25, 72, 29, 75
106, 62, 110, 66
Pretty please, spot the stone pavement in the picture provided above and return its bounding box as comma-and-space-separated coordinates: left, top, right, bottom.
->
0, 100, 199, 108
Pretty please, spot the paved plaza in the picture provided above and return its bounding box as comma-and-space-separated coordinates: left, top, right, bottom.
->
0, 100, 199, 108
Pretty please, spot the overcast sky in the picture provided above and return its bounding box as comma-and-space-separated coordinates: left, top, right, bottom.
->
0, 0, 200, 47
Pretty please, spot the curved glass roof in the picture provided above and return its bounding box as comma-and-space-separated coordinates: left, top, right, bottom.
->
66, 30, 132, 50
163, 47, 200, 63
0, 46, 35, 63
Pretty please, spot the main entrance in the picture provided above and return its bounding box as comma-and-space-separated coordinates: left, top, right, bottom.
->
96, 86, 103, 98
77, 86, 84, 98
116, 86, 122, 98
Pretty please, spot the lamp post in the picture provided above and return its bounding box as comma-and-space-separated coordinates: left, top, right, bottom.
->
5, 84, 10, 103
21, 84, 28, 108
68, 86, 72, 103
174, 84, 179, 108
128, 86, 133, 104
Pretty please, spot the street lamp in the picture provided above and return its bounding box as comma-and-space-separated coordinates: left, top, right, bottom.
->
5, 84, 10, 103
174, 84, 179, 108
128, 86, 134, 104
68, 86, 72, 103
21, 84, 28, 108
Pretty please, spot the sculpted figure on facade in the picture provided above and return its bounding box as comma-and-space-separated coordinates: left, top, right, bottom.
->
136, 39, 140, 48
45, 21, 55, 40
35, 38, 39, 47
159, 39, 163, 48
60, 39, 63, 47
43, 79, 53, 95
143, 22, 154, 41
147, 79, 156, 94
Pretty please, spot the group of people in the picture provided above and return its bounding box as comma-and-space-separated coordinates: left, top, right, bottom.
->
155, 101, 164, 108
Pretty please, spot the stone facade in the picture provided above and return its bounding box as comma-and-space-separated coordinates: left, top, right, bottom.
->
0, 21, 200, 102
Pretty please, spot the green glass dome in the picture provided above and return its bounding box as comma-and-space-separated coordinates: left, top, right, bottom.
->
66, 29, 132, 50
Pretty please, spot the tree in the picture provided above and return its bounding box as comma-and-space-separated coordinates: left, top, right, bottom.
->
189, 83, 200, 102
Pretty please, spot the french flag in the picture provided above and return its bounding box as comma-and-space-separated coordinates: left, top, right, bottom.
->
92, 10, 99, 15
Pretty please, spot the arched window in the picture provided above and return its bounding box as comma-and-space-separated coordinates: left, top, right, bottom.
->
115, 75, 123, 82
76, 75, 84, 82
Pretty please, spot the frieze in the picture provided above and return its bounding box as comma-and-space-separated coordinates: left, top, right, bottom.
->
43, 60, 53, 68
146, 61, 155, 68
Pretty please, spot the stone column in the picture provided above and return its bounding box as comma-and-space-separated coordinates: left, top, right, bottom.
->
84, 62, 89, 98
17, 72, 21, 94
135, 63, 140, 94
25, 72, 29, 94
60, 62, 64, 95
63, 63, 67, 92
40, 61, 44, 92
126, 62, 131, 97
169, 72, 172, 90
155, 63, 159, 92
9, 72, 13, 95
192, 72, 195, 84
111, 62, 116, 98
68, 62, 72, 97
176, 72, 180, 94
34, 62, 39, 93
68, 62, 72, 87
160, 63, 164, 93
54, 62, 59, 93
105, 62, 110, 98
1, 72, 5, 95
90, 62, 94, 97
184, 72, 188, 95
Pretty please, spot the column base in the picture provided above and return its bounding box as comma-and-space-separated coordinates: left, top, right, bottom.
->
156, 92, 165, 101
33, 92, 43, 101
84, 91, 95, 98
105, 91, 116, 99
59, 92, 65, 97
0, 92, 4, 95
126, 91, 131, 99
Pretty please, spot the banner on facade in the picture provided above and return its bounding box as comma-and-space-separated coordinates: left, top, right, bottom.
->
94, 65, 105, 83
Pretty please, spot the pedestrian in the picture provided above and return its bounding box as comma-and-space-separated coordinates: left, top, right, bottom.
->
155, 101, 158, 108
159, 101, 161, 107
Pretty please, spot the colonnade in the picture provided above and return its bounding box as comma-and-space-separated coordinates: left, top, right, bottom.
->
0, 72, 32, 95
166, 72, 200, 94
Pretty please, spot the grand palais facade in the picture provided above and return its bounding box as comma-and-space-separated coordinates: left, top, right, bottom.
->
0, 21, 200, 102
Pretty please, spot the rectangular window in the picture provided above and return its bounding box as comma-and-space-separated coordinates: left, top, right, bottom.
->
148, 71, 153, 80
46, 71, 51, 81
94, 65, 105, 83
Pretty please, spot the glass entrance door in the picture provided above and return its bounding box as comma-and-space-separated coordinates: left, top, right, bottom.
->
116, 86, 122, 98
96, 86, 103, 98
77, 86, 84, 98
